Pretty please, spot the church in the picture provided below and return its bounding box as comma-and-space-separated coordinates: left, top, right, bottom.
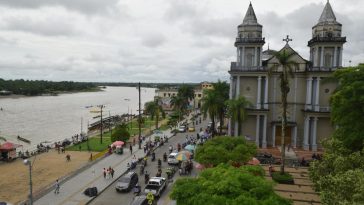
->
228, 1, 346, 151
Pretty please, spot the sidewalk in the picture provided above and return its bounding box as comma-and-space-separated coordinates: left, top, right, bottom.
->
34, 130, 172, 205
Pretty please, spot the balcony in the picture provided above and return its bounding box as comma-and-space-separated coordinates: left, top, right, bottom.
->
304, 105, 331, 113
306, 67, 341, 72
235, 37, 265, 46
230, 62, 267, 72
307, 36, 346, 46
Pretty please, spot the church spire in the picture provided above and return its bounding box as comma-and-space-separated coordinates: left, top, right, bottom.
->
242, 2, 258, 25
318, 1, 337, 23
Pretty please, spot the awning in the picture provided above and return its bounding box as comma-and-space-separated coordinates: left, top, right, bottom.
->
0, 142, 22, 151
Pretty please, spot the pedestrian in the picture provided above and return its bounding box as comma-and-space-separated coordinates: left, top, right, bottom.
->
133, 137, 136, 146
103, 168, 106, 178
54, 179, 60, 194
66, 154, 71, 162
129, 144, 133, 154
106, 167, 110, 179
111, 168, 115, 178
143, 145, 146, 153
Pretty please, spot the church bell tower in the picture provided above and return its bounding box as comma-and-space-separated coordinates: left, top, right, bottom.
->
308, 1, 346, 69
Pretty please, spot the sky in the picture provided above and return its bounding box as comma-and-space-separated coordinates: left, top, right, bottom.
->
0, 0, 362, 83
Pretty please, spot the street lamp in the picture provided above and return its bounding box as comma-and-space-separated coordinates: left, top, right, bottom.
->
23, 159, 33, 205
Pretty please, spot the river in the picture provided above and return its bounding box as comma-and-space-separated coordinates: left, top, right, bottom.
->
0, 86, 155, 151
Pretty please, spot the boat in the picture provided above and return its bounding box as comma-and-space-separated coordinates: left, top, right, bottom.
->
17, 136, 31, 144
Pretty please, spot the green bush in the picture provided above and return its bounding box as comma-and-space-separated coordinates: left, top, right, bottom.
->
111, 123, 130, 143
240, 165, 265, 177
271, 172, 294, 184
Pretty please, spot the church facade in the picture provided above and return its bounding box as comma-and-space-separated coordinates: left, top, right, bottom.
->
228, 1, 346, 151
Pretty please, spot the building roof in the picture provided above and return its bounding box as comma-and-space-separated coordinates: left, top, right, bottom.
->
318, 1, 337, 23
241, 2, 260, 25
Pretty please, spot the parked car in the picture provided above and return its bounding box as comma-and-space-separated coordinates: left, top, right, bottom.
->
167, 152, 179, 165
144, 177, 166, 197
115, 172, 138, 192
130, 195, 150, 205
178, 125, 186, 133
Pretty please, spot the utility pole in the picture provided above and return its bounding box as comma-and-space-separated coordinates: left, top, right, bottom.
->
109, 111, 112, 137
138, 82, 142, 149
98, 105, 105, 144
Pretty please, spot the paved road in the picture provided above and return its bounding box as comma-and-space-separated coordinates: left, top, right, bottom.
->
90, 116, 209, 205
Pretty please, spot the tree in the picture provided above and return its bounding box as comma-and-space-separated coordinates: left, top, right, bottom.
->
270, 49, 298, 174
226, 96, 251, 136
201, 89, 218, 136
144, 99, 165, 129
211, 80, 230, 134
170, 164, 291, 205
194, 136, 257, 167
177, 85, 195, 111
111, 123, 130, 142
170, 95, 185, 121
309, 65, 364, 205
330, 65, 364, 151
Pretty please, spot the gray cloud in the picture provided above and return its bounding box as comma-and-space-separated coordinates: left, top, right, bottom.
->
141, 34, 166, 48
0, 0, 120, 15
2, 15, 78, 36
0, 0, 362, 83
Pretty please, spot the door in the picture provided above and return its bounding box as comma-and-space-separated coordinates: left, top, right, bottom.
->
275, 126, 292, 146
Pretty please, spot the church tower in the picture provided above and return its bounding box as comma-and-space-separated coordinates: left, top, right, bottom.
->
234, 2, 265, 70
308, 1, 346, 69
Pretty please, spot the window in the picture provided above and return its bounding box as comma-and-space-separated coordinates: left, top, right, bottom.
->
246, 53, 254, 67
324, 53, 332, 68
163, 93, 166, 97
198, 94, 201, 97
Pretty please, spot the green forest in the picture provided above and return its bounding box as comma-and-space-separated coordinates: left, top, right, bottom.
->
0, 79, 99, 96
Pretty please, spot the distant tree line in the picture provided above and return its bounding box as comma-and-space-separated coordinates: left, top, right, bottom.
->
0, 78, 99, 96
94, 82, 200, 89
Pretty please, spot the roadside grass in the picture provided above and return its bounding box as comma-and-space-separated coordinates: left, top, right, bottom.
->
67, 117, 169, 152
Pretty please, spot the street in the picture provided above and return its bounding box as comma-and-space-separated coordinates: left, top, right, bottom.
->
89, 116, 209, 205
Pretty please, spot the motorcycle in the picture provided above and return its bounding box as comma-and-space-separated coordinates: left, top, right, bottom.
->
133, 185, 141, 196
144, 173, 150, 184
140, 164, 145, 175
151, 152, 156, 161
163, 153, 167, 162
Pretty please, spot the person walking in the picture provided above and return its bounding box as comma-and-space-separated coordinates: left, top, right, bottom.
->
111, 168, 115, 178
54, 179, 60, 194
103, 168, 106, 179
129, 144, 133, 155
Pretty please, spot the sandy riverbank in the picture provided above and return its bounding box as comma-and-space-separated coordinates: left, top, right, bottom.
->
0, 149, 97, 204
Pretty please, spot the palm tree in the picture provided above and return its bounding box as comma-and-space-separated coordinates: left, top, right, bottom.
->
145, 99, 165, 130
170, 95, 185, 121
212, 80, 230, 134
201, 89, 218, 136
270, 49, 298, 174
226, 96, 251, 136
177, 85, 195, 111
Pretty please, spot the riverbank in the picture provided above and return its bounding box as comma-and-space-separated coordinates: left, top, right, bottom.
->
0, 149, 96, 204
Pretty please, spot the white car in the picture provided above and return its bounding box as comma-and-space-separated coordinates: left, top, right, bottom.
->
168, 152, 179, 165
178, 125, 186, 133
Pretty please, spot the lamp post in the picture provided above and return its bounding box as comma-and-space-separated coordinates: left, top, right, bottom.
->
23, 159, 33, 205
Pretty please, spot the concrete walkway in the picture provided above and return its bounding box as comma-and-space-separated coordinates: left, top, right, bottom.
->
34, 130, 173, 205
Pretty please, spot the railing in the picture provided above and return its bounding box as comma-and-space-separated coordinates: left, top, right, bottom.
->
235, 37, 265, 44
305, 105, 331, 112
308, 36, 346, 46
306, 67, 341, 72
230, 62, 267, 72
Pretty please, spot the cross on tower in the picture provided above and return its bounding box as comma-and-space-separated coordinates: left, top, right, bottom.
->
283, 35, 292, 44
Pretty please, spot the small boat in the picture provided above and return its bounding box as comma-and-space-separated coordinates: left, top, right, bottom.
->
17, 136, 31, 144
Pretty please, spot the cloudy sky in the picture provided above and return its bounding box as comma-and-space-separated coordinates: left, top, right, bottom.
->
0, 0, 362, 83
